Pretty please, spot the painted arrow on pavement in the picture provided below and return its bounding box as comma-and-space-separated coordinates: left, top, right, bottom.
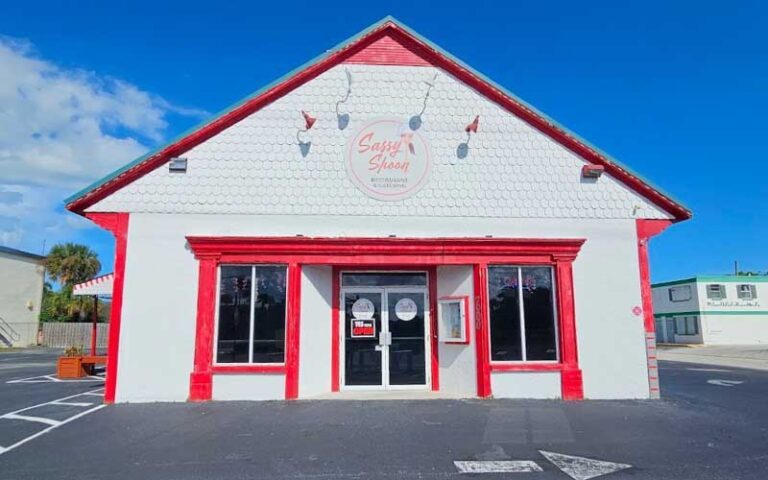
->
539, 451, 632, 480
454, 460, 543, 473
707, 379, 744, 387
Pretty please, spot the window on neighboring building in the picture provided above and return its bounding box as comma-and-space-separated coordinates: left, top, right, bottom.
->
706, 284, 726, 300
668, 285, 692, 302
488, 266, 558, 362
674, 316, 699, 336
737, 284, 757, 300
216, 265, 287, 364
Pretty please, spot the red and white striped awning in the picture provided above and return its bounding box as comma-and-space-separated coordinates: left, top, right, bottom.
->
73, 273, 114, 296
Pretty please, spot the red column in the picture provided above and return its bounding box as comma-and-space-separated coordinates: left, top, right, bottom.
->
189, 257, 218, 401
473, 264, 492, 398
428, 267, 440, 392
555, 257, 583, 400
284, 263, 302, 400
85, 212, 129, 404
331, 267, 340, 392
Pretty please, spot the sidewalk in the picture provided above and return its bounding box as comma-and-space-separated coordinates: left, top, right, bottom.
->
658, 344, 768, 371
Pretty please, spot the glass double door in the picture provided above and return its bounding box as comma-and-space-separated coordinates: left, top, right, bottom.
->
342, 288, 429, 389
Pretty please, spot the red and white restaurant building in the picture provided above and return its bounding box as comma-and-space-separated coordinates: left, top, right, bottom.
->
65, 18, 691, 403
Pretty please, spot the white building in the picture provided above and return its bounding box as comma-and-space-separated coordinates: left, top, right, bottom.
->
0, 246, 45, 347
652, 276, 768, 345
64, 18, 691, 403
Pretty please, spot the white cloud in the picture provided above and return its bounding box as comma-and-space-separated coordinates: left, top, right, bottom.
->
0, 37, 206, 250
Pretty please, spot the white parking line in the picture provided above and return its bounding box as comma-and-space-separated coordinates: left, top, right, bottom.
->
49, 401, 93, 407
3, 414, 62, 426
0, 389, 106, 456
7, 373, 104, 384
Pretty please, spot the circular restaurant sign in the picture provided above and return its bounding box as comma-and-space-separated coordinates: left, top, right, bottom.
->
394, 298, 418, 321
345, 118, 432, 201
351, 298, 375, 320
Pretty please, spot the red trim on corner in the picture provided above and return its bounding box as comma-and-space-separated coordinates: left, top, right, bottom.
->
85, 212, 129, 404
636, 219, 672, 332
66, 22, 691, 221
428, 267, 439, 391
473, 264, 492, 398
284, 263, 302, 400
331, 267, 340, 392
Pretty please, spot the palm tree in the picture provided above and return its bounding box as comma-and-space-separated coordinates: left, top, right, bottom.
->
45, 243, 101, 321
46, 243, 101, 288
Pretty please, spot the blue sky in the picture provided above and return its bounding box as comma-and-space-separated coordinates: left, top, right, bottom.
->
0, 0, 765, 281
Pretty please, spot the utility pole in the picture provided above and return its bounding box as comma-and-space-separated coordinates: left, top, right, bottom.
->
734, 260, 738, 275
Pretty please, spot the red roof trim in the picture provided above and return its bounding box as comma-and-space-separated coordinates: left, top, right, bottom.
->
66, 20, 691, 221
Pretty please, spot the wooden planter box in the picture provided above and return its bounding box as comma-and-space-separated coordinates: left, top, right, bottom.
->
57, 356, 87, 379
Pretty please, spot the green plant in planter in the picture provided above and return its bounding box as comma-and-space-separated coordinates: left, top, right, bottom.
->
64, 345, 84, 357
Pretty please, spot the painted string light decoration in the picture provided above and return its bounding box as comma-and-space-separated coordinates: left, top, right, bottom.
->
296, 110, 317, 157
335, 69, 353, 130
409, 73, 438, 131
456, 115, 480, 160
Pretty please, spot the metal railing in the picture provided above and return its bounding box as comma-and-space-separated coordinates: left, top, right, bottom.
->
0, 315, 21, 345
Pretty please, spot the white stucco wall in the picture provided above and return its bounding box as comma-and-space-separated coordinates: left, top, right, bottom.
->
491, 372, 561, 399
115, 216, 198, 402
436, 266, 476, 396
213, 374, 285, 401
0, 252, 44, 347
298, 266, 333, 398
701, 314, 768, 345
112, 212, 650, 401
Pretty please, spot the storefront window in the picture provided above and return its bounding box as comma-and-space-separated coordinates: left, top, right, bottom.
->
488, 266, 558, 362
216, 265, 287, 364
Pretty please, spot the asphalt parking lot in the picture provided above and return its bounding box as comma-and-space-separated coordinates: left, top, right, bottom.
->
1, 349, 767, 480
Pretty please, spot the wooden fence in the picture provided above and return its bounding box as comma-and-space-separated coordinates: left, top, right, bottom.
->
40, 322, 109, 350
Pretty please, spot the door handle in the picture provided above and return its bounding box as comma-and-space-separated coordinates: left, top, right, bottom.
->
378, 332, 392, 346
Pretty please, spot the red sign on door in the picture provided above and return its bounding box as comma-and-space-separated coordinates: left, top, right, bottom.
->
351, 319, 376, 338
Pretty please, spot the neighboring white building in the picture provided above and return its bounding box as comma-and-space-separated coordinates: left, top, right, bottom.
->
64, 18, 691, 403
0, 246, 45, 347
652, 276, 768, 345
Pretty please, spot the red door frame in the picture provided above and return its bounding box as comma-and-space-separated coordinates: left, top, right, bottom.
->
186, 236, 585, 401
331, 266, 439, 392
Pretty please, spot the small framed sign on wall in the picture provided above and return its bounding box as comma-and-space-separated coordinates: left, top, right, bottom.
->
438, 296, 470, 344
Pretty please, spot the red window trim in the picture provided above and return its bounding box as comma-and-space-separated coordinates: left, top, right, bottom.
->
186, 236, 585, 401
490, 363, 562, 372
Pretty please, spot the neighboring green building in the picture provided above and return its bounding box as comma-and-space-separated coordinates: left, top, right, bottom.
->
652, 276, 768, 344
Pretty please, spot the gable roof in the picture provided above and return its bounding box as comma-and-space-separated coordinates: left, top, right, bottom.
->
65, 16, 692, 221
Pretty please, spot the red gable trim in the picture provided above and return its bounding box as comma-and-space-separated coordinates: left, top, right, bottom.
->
66, 20, 691, 221
343, 35, 432, 66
